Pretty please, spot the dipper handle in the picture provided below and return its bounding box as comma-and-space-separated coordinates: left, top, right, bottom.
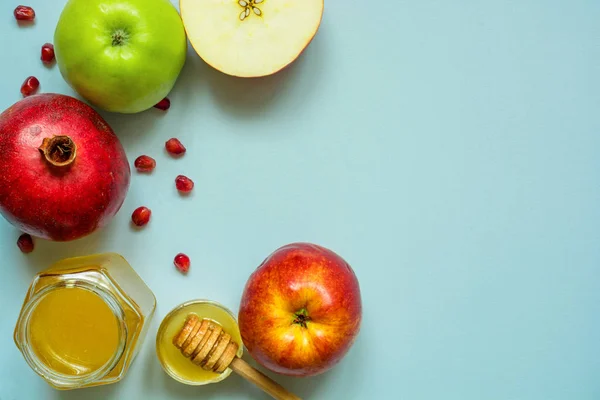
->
173, 314, 302, 400
229, 356, 302, 400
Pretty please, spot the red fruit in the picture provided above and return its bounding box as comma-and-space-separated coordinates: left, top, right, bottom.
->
134, 155, 156, 172
165, 138, 186, 156
14, 5, 35, 21
41, 43, 55, 64
154, 98, 171, 111
0, 94, 130, 241
174, 253, 190, 273
17, 233, 34, 254
20, 76, 40, 97
175, 175, 194, 193
239, 243, 362, 377
131, 206, 151, 227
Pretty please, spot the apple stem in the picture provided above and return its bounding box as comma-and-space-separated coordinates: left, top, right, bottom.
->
112, 29, 129, 46
292, 308, 311, 328
38, 136, 77, 167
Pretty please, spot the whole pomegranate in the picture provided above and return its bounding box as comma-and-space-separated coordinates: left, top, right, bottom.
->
0, 94, 130, 241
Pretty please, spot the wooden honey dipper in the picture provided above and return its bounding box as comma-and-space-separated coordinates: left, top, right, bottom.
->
173, 313, 301, 400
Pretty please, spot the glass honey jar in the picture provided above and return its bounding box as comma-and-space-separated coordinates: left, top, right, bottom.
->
13, 253, 156, 390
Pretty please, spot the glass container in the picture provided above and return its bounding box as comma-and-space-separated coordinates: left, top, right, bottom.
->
156, 299, 243, 385
14, 253, 156, 390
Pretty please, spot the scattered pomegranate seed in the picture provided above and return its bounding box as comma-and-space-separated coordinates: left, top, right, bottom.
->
14, 5, 35, 21
165, 138, 186, 156
131, 206, 151, 227
20, 76, 39, 97
174, 253, 190, 274
175, 175, 194, 193
17, 233, 34, 254
41, 43, 55, 64
154, 98, 171, 111
134, 155, 156, 172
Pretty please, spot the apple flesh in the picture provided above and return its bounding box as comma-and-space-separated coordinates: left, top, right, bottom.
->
238, 243, 362, 377
180, 0, 324, 77
54, 0, 187, 114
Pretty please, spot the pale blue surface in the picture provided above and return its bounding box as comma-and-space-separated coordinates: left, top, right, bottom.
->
1, 1, 599, 399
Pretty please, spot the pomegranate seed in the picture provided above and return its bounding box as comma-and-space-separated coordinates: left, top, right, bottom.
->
165, 138, 186, 156
17, 233, 34, 254
154, 98, 171, 111
174, 253, 190, 274
14, 5, 35, 21
134, 155, 156, 172
41, 43, 55, 64
21, 76, 39, 97
131, 206, 151, 227
175, 175, 194, 193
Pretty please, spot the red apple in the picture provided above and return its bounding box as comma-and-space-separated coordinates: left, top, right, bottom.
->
238, 243, 362, 377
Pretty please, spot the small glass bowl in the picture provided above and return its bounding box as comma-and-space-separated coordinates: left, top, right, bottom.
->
155, 299, 244, 386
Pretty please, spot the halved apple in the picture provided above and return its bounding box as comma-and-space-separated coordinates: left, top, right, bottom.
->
180, 0, 324, 78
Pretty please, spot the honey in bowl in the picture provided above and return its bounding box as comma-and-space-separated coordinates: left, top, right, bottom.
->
156, 300, 243, 385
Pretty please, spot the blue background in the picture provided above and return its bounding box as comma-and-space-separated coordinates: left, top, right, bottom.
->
1, 0, 599, 399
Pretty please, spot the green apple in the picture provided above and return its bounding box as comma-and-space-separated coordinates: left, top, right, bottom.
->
54, 0, 187, 114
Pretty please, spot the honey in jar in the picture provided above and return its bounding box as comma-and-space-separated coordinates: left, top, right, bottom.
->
14, 253, 156, 390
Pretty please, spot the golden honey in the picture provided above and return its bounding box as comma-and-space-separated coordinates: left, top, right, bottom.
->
156, 300, 243, 385
28, 286, 120, 376
14, 253, 156, 390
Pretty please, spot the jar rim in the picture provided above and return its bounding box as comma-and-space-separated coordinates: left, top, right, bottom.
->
15, 279, 128, 389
